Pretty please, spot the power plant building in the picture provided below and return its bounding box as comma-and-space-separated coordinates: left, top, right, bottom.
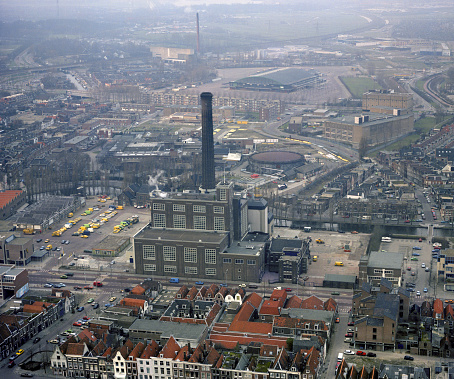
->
230, 68, 321, 92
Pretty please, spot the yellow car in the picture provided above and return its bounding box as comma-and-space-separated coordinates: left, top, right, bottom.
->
16, 349, 24, 356
44, 239, 50, 243
109, 296, 116, 302
80, 235, 88, 238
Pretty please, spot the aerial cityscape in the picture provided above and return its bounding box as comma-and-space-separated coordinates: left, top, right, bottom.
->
1, 0, 454, 378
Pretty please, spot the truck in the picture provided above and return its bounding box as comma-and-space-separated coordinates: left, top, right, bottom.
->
337, 353, 343, 362
46, 245, 53, 251
303, 227, 311, 232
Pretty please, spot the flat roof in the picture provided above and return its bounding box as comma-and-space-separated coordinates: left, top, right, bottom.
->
368, 251, 404, 270
222, 240, 265, 256
135, 228, 228, 244
4, 268, 24, 277
324, 274, 357, 283
0, 265, 14, 275
94, 235, 130, 251
326, 112, 412, 126
129, 319, 206, 341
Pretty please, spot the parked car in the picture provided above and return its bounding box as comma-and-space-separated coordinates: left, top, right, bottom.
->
109, 296, 117, 302
284, 288, 292, 292
424, 287, 428, 293
33, 337, 40, 344
49, 339, 59, 344
87, 298, 94, 303
77, 306, 84, 312
412, 246, 421, 250
367, 352, 377, 357
73, 322, 82, 327
20, 372, 34, 377
73, 286, 82, 290
425, 267, 430, 272
7, 360, 15, 368
421, 263, 426, 268
335, 318, 340, 323
347, 322, 354, 326
404, 355, 414, 361
344, 350, 354, 355
92, 303, 99, 309
345, 333, 353, 337
16, 349, 24, 356
356, 351, 366, 356
416, 291, 421, 296
412, 252, 420, 256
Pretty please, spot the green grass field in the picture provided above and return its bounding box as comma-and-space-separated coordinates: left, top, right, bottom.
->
340, 76, 382, 98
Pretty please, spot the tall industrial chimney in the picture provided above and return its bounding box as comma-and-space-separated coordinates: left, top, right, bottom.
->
196, 13, 200, 54
200, 92, 215, 192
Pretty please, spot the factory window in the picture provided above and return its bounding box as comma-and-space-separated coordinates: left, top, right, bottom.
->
214, 217, 225, 231
193, 205, 206, 213
173, 214, 186, 229
219, 189, 227, 201
164, 265, 177, 274
194, 216, 206, 230
247, 260, 256, 265
223, 258, 232, 263
184, 247, 197, 263
143, 245, 156, 260
206, 268, 216, 276
235, 259, 244, 264
214, 206, 224, 214
205, 249, 216, 264
163, 246, 176, 261
144, 264, 156, 272
153, 214, 166, 228
173, 204, 185, 212
185, 267, 197, 275
153, 203, 165, 211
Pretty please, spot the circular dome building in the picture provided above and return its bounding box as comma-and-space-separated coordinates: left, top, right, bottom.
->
248, 150, 305, 173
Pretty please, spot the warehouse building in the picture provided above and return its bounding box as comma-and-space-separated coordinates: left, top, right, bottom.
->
323, 112, 414, 149
230, 68, 321, 93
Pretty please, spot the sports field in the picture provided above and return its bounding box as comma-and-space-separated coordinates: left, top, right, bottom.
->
340, 76, 382, 98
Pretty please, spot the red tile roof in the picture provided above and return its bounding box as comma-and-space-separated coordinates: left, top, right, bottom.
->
119, 298, 146, 308
208, 332, 287, 349
229, 321, 272, 334
128, 342, 145, 360
205, 346, 222, 367
232, 302, 255, 323
243, 292, 263, 309
270, 289, 287, 302
188, 344, 204, 363
176, 285, 189, 299
174, 345, 189, 361
445, 304, 454, 319
66, 342, 86, 356
324, 298, 337, 312
433, 298, 444, 318
140, 340, 160, 359
0, 190, 22, 209
205, 284, 219, 298
160, 336, 180, 359
284, 295, 302, 309
259, 300, 283, 316
273, 316, 328, 331
78, 329, 97, 343
186, 286, 198, 301
131, 285, 146, 295
301, 295, 324, 310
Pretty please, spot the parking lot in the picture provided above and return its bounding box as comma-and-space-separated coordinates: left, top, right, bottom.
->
29, 197, 151, 274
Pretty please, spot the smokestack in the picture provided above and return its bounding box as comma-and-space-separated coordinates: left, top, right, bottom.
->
201, 92, 215, 192
196, 13, 200, 54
